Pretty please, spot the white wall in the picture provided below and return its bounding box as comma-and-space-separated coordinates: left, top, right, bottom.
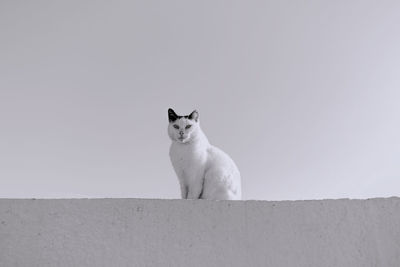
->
1, 198, 399, 267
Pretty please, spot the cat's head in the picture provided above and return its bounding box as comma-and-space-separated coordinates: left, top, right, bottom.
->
167, 108, 199, 144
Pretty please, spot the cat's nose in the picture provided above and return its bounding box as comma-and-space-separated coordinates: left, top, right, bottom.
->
179, 131, 184, 135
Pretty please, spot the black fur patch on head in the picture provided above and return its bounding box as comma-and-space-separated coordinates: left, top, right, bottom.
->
169, 108, 199, 122
168, 108, 179, 122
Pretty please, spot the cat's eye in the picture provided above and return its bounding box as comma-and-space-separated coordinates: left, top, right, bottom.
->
173, 125, 179, 129
185, 125, 192, 129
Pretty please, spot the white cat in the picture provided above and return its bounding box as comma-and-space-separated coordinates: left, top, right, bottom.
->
168, 108, 241, 200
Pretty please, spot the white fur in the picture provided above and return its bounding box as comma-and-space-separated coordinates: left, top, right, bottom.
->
168, 113, 241, 200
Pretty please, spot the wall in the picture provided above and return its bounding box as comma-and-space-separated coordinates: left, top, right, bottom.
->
1, 198, 400, 267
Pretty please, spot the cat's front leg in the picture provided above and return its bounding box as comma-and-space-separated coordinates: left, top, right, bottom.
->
186, 178, 204, 199
180, 183, 188, 199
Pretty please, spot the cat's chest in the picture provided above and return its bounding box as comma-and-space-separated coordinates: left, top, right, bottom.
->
170, 143, 206, 170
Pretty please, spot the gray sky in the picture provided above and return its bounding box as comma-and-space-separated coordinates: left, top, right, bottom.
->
1, 0, 399, 200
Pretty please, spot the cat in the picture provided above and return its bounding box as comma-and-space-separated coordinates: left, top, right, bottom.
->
167, 108, 242, 200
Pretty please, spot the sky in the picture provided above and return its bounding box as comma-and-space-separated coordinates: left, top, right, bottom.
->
0, 0, 399, 200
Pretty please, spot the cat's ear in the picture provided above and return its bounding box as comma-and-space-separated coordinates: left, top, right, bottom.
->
188, 110, 199, 122
168, 108, 179, 122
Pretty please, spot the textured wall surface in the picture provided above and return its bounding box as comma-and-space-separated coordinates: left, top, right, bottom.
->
0, 198, 399, 267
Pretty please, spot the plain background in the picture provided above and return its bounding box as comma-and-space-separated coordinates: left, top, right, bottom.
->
0, 0, 399, 200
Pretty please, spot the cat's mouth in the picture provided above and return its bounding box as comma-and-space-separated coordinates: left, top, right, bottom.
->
178, 136, 188, 143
